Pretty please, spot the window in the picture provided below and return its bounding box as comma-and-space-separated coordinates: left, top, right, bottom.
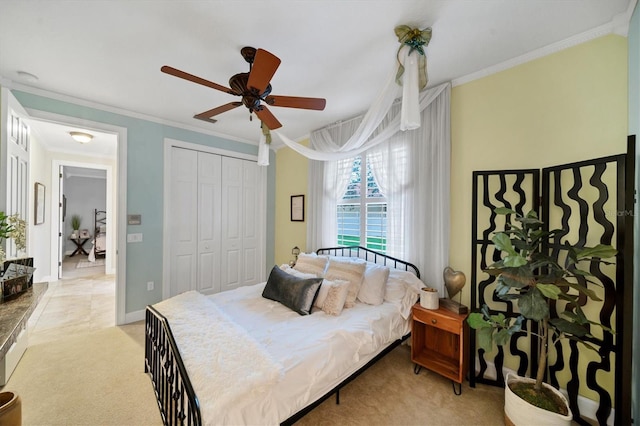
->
336, 155, 387, 252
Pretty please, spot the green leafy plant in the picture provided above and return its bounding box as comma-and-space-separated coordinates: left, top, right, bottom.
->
0, 211, 15, 241
71, 215, 82, 231
0, 212, 27, 264
467, 207, 617, 399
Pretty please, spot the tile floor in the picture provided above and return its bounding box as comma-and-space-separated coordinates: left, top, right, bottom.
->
27, 255, 115, 346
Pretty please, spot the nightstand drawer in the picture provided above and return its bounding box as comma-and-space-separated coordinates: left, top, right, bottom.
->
412, 306, 460, 334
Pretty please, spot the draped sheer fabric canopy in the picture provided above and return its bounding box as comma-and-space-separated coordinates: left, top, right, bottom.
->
272, 47, 451, 295
271, 46, 447, 162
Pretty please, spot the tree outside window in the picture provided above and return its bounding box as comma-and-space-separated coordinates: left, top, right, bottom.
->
336, 155, 387, 252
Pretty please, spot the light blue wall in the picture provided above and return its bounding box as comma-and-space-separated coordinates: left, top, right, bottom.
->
629, 3, 639, 422
13, 90, 276, 314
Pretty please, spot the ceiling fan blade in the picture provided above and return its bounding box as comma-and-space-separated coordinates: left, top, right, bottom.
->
254, 105, 282, 130
264, 95, 326, 111
193, 102, 242, 123
247, 49, 281, 94
161, 65, 237, 95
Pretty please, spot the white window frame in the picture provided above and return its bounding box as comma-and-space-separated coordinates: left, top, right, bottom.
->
337, 154, 387, 251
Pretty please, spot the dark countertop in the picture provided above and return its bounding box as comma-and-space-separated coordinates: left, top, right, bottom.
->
0, 282, 48, 359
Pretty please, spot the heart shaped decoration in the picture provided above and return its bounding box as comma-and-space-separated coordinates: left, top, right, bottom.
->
443, 267, 466, 299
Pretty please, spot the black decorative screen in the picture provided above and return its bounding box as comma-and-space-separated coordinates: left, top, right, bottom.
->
470, 137, 634, 426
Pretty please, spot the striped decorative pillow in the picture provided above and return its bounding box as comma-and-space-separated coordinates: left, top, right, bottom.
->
324, 258, 367, 308
293, 253, 328, 276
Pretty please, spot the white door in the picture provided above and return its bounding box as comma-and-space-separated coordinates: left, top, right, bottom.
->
169, 147, 198, 297
0, 90, 30, 260
241, 160, 261, 286
4, 99, 30, 258
220, 157, 263, 290
167, 144, 265, 297
220, 157, 243, 291
196, 152, 221, 294
58, 166, 65, 278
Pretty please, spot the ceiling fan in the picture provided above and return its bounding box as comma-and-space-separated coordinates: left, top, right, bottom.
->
161, 46, 326, 130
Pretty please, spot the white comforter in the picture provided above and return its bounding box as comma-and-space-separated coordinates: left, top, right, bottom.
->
155, 282, 410, 425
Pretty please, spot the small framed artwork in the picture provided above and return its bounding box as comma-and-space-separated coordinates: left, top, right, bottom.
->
291, 194, 305, 222
34, 182, 45, 225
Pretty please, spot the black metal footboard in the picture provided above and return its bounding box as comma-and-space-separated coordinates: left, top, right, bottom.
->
145, 306, 202, 426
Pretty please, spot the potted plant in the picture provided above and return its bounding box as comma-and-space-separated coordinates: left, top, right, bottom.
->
0, 212, 32, 299
70, 215, 81, 238
467, 207, 617, 425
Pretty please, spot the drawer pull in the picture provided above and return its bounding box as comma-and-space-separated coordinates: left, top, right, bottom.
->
431, 319, 437, 324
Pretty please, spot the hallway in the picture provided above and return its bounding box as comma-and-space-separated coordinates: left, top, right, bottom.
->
27, 255, 115, 346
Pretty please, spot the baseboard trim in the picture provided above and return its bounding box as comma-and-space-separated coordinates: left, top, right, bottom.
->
473, 360, 615, 425
124, 309, 145, 324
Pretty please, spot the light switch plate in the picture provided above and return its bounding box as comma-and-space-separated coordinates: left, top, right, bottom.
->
127, 233, 143, 243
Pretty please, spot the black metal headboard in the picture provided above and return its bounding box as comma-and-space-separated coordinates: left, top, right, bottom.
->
316, 246, 420, 278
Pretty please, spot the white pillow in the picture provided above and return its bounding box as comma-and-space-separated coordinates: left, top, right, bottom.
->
293, 252, 328, 276
324, 258, 367, 308
282, 265, 319, 280
322, 280, 350, 316
385, 269, 423, 319
314, 279, 350, 315
357, 263, 390, 306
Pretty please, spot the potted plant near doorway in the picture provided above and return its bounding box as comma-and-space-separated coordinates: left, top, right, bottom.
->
467, 207, 617, 426
70, 215, 81, 239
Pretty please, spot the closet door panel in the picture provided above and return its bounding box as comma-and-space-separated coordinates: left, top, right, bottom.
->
197, 152, 221, 294
221, 157, 243, 290
242, 161, 261, 286
169, 148, 198, 297
174, 254, 194, 296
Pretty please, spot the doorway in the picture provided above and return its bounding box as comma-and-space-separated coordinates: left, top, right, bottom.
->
23, 109, 127, 325
59, 165, 108, 278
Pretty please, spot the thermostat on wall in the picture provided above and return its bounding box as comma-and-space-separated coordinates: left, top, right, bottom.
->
127, 214, 142, 225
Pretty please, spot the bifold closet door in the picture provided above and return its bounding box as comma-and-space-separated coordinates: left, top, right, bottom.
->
169, 149, 222, 296
169, 147, 198, 297
196, 152, 222, 294
220, 157, 262, 291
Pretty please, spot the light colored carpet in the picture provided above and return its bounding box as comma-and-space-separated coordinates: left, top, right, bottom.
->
4, 322, 162, 425
76, 258, 105, 269
4, 323, 505, 425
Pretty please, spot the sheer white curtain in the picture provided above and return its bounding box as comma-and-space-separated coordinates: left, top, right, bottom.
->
307, 84, 451, 295
306, 118, 362, 250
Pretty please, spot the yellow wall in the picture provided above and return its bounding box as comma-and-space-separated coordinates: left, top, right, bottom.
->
274, 139, 310, 266
450, 34, 628, 308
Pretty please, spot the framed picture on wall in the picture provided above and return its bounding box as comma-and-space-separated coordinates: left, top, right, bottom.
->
34, 182, 45, 225
291, 194, 305, 222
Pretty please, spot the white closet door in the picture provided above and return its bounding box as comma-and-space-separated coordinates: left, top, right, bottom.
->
220, 157, 243, 291
241, 161, 261, 286
169, 147, 198, 297
196, 152, 221, 294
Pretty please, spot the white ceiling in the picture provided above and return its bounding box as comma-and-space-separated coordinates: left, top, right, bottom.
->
0, 0, 634, 153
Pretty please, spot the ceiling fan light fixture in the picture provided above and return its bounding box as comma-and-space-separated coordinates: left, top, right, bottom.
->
69, 131, 93, 144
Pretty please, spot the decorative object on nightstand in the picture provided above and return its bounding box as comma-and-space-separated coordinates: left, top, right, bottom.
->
411, 303, 468, 395
439, 267, 468, 314
419, 286, 438, 310
289, 246, 301, 267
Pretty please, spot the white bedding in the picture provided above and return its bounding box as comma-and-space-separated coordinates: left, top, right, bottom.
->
154, 281, 412, 425
88, 233, 106, 262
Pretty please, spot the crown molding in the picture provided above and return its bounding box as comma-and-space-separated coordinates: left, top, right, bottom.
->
452, 4, 635, 87
0, 78, 257, 146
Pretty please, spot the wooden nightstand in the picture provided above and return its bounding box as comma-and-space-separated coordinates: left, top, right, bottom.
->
411, 303, 468, 394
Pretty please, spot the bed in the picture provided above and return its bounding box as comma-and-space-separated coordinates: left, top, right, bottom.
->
88, 209, 106, 261
145, 246, 423, 425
